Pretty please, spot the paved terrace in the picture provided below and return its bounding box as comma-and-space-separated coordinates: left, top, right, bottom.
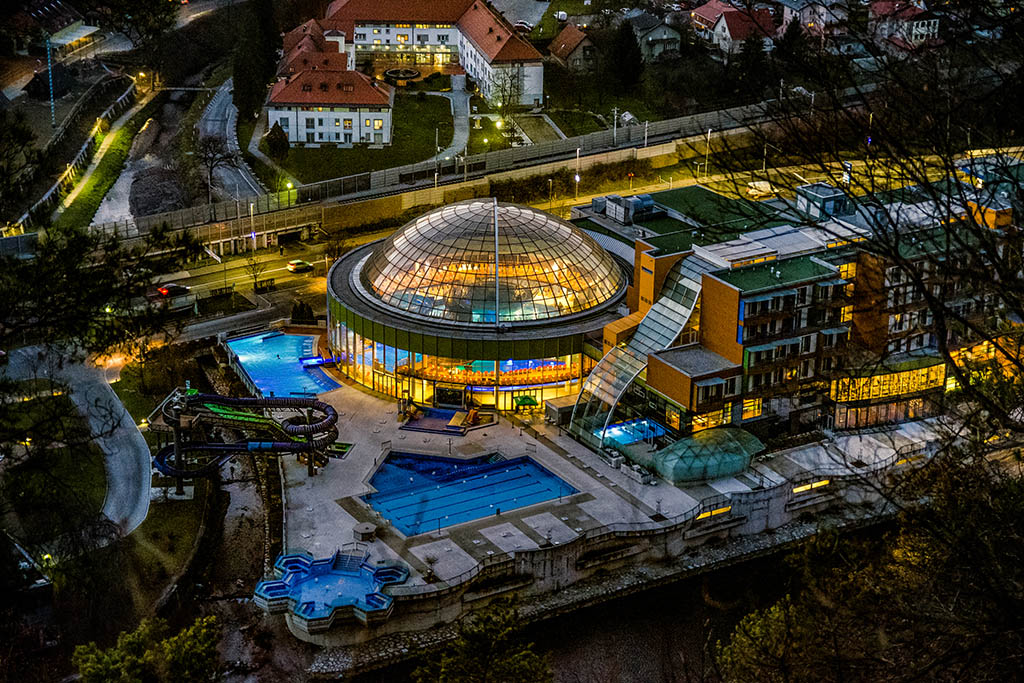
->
279, 356, 948, 588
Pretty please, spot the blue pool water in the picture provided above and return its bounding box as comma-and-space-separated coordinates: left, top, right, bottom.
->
227, 332, 340, 397
363, 452, 577, 536
603, 418, 667, 446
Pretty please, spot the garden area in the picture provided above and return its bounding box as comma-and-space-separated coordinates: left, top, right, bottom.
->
546, 110, 606, 138
270, 94, 455, 183
0, 390, 106, 543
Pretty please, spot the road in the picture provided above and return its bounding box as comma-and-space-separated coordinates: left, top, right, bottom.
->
199, 78, 264, 199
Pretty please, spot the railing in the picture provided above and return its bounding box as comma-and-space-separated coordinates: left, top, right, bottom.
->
383, 428, 939, 602
17, 80, 138, 228
83, 85, 873, 239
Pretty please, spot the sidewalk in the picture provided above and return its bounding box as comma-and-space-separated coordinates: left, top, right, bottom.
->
52, 89, 159, 222
247, 111, 296, 185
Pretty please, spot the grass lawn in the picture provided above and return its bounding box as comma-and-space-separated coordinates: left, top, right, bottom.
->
531, 0, 591, 40
1, 394, 107, 542
53, 94, 166, 230
514, 115, 561, 143
467, 117, 512, 155
402, 72, 451, 92
547, 110, 606, 137
276, 94, 454, 183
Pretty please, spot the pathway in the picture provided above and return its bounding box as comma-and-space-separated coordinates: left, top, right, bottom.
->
51, 88, 158, 224
1, 346, 152, 539
200, 78, 265, 198
429, 76, 471, 160
246, 111, 295, 185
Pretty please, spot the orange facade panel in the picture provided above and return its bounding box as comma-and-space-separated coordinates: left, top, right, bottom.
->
647, 352, 693, 410
603, 310, 645, 355
698, 275, 742, 365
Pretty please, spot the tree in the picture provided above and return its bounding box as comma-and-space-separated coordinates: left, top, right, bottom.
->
411, 600, 551, 683
772, 19, 809, 72
706, 2, 1024, 680
244, 248, 269, 292
194, 136, 237, 205
488, 67, 524, 124
83, 0, 177, 49
0, 109, 38, 221
264, 122, 290, 164
232, 31, 270, 121
73, 615, 220, 683
733, 35, 768, 96
607, 21, 644, 92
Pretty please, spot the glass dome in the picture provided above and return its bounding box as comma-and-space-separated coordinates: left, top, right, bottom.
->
359, 200, 625, 324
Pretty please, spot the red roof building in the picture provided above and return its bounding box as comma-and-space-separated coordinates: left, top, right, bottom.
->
549, 23, 596, 71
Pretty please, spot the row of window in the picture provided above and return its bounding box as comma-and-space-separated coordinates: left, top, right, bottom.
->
358, 34, 451, 45
281, 117, 385, 130
829, 365, 946, 403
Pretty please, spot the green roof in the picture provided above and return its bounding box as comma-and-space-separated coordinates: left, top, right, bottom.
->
712, 255, 837, 293
634, 215, 693, 235
651, 186, 781, 228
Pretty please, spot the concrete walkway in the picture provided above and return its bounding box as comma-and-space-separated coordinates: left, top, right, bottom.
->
201, 78, 265, 198
429, 77, 471, 160
52, 89, 159, 224
1, 346, 152, 540
246, 111, 296, 185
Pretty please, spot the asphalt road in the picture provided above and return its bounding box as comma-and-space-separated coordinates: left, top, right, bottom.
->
199, 79, 264, 199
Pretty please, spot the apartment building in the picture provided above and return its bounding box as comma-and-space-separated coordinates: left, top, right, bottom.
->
266, 70, 394, 145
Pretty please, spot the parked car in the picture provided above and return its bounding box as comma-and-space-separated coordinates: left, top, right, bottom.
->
286, 259, 313, 273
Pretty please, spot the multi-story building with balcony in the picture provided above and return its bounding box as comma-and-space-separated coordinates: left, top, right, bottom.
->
566, 176, 1015, 481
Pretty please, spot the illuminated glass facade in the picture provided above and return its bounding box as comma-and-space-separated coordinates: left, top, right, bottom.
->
360, 201, 624, 324
326, 201, 626, 410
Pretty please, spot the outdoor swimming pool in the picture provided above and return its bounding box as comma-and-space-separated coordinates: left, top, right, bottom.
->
227, 332, 340, 397
363, 452, 577, 536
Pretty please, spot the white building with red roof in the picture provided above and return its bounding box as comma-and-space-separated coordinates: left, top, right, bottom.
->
325, 0, 544, 106
267, 70, 395, 146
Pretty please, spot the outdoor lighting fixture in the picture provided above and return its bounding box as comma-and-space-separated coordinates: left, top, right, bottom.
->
496, 120, 502, 128
286, 181, 293, 190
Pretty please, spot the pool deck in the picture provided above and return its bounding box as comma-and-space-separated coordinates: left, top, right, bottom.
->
280, 369, 948, 591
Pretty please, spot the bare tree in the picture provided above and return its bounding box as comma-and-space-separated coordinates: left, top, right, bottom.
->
194, 136, 237, 205
244, 248, 269, 293
488, 66, 523, 129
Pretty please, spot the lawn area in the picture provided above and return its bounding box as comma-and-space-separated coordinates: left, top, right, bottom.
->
514, 115, 561, 143
531, 0, 590, 40
547, 110, 606, 137
1, 394, 107, 542
467, 117, 512, 155
401, 72, 451, 92
275, 94, 454, 183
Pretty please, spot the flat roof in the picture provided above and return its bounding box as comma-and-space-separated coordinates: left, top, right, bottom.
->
712, 254, 837, 293
651, 185, 781, 228
652, 344, 739, 378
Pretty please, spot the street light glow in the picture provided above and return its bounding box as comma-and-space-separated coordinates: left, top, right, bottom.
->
286, 181, 293, 189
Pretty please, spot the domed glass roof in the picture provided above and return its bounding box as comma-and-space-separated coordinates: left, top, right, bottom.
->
360, 200, 625, 324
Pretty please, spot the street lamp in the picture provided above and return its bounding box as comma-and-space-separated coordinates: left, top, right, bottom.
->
575, 147, 581, 200
548, 178, 553, 209
704, 128, 712, 182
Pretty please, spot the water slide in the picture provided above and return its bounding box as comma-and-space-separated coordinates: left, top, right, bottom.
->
153, 391, 339, 478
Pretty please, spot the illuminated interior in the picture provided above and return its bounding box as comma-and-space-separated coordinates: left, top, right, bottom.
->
327, 200, 627, 409
360, 200, 624, 324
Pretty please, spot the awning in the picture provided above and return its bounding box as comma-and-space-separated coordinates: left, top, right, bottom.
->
513, 395, 539, 407
694, 377, 726, 386
820, 327, 849, 336
815, 278, 848, 287
50, 25, 99, 46
745, 342, 776, 353
743, 294, 774, 303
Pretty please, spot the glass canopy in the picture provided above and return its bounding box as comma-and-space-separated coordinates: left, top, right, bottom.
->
360, 200, 625, 324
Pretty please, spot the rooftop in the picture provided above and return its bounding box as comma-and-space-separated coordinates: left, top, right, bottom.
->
711, 254, 838, 293
268, 70, 392, 107
653, 344, 739, 378
457, 2, 543, 63
651, 186, 782, 230
549, 23, 589, 61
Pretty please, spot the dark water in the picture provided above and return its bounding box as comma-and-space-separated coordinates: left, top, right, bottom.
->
357, 551, 794, 683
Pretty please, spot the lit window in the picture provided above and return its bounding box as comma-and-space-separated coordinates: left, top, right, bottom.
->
374, 119, 384, 130
742, 398, 762, 420
344, 119, 352, 129
364, 118, 371, 126
397, 34, 409, 43
839, 261, 857, 280
840, 305, 852, 323
335, 119, 340, 126
373, 39, 381, 45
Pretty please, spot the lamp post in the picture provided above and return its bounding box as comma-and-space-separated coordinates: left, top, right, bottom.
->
548, 177, 553, 209
704, 128, 712, 182
575, 147, 581, 200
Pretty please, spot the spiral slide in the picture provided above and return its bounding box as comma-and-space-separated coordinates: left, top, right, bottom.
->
153, 392, 339, 478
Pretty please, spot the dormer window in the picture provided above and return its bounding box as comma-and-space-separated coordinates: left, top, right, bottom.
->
343, 84, 354, 92
301, 83, 312, 91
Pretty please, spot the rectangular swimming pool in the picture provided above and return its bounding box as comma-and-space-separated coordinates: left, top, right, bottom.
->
363, 452, 577, 536
227, 332, 340, 397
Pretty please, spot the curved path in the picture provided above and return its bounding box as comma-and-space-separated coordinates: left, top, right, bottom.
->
1, 346, 152, 537
153, 392, 338, 478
